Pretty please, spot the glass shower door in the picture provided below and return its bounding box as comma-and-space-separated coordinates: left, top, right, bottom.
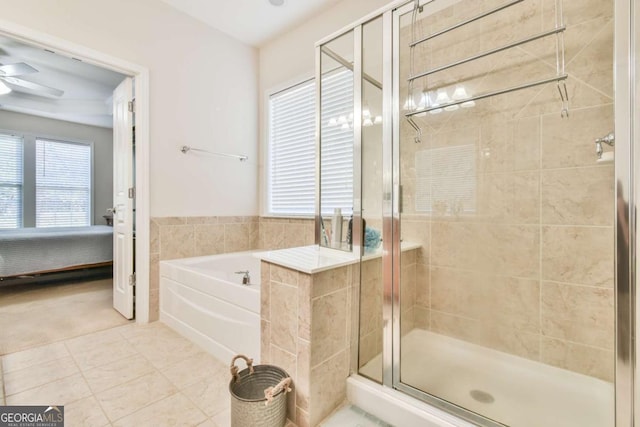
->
393, 1, 615, 426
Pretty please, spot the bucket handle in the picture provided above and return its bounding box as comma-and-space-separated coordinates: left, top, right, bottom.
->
230, 354, 254, 383
264, 377, 292, 406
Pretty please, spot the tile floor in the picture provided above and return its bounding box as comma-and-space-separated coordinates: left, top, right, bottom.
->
1, 322, 233, 426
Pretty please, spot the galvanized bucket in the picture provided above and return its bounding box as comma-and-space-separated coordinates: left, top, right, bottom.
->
229, 354, 292, 427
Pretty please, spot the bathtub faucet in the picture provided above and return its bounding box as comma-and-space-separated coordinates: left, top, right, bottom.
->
235, 270, 251, 285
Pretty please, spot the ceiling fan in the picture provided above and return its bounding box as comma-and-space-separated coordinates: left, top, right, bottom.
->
0, 62, 64, 97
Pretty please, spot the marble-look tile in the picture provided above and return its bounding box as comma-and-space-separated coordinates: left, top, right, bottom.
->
541, 166, 614, 226
430, 268, 540, 333
415, 263, 430, 308
194, 224, 225, 256
152, 217, 186, 226
512, 116, 541, 171
541, 105, 614, 169
261, 319, 271, 363
128, 327, 204, 369
271, 281, 299, 354
186, 216, 219, 224
160, 225, 195, 260
414, 307, 430, 330
83, 354, 154, 394
112, 392, 208, 427
6, 373, 91, 406
64, 328, 125, 355
540, 337, 614, 382
358, 332, 379, 369
271, 264, 299, 287
4, 355, 79, 396
542, 0, 612, 29
211, 408, 230, 427
284, 223, 311, 248
400, 221, 430, 264
2, 342, 70, 373
261, 262, 271, 321
477, 172, 540, 224
224, 223, 252, 252
312, 266, 350, 298
150, 220, 160, 253
70, 339, 138, 372
310, 350, 349, 426
261, 221, 285, 250
296, 339, 311, 412
163, 351, 227, 390
542, 226, 614, 287
298, 274, 312, 341
431, 311, 540, 360
64, 395, 110, 427
565, 21, 613, 98
96, 371, 177, 422
311, 289, 348, 367
400, 264, 416, 315
541, 281, 614, 349
297, 407, 310, 427
359, 277, 382, 337
149, 253, 160, 295
182, 377, 230, 417
270, 344, 297, 420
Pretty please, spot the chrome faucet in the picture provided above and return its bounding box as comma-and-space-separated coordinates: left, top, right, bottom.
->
235, 270, 251, 285
595, 132, 615, 159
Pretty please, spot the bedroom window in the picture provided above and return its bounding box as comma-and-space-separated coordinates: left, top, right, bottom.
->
0, 133, 24, 229
35, 138, 92, 227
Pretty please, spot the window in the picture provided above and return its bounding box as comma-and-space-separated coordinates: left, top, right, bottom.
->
267, 70, 353, 216
36, 139, 92, 227
0, 133, 23, 229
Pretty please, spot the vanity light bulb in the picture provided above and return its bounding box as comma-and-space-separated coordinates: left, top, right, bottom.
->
363, 117, 373, 127
341, 122, 350, 130
461, 100, 476, 108
338, 115, 347, 124
374, 116, 382, 124
328, 117, 338, 127
452, 85, 469, 100
0, 80, 11, 96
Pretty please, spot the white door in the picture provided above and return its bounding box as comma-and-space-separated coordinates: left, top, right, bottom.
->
112, 77, 135, 319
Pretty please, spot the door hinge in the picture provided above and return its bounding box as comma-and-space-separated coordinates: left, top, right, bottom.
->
128, 100, 135, 113
129, 272, 136, 286
128, 187, 136, 199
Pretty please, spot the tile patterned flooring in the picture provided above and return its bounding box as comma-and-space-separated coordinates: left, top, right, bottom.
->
0, 322, 234, 426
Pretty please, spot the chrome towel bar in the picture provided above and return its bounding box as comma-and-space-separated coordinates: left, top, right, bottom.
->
180, 145, 248, 162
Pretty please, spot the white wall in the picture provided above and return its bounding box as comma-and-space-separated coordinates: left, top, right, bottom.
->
258, 0, 391, 214
0, 110, 113, 226
0, 0, 259, 217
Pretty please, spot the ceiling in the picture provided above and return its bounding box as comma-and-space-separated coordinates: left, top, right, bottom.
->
0, 35, 126, 128
159, 0, 343, 46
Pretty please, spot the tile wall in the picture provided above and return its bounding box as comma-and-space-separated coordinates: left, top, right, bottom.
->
149, 216, 314, 320
392, 0, 614, 380
260, 262, 356, 427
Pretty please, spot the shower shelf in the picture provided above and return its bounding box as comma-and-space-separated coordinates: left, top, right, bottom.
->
404, 0, 569, 141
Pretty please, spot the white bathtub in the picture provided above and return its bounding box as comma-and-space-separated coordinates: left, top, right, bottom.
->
159, 251, 261, 364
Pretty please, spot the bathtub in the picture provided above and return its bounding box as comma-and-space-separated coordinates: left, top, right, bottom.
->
159, 251, 261, 364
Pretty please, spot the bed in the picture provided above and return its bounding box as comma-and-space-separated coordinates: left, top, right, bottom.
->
0, 226, 113, 279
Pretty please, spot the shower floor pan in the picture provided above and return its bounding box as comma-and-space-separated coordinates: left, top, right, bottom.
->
359, 329, 614, 427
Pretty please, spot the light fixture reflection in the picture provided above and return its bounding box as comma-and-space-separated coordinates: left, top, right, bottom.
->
0, 80, 11, 96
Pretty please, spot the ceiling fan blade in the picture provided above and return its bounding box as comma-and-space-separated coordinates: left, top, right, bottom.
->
1, 76, 64, 97
0, 62, 38, 76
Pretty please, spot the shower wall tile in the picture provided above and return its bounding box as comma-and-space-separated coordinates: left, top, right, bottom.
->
540, 337, 614, 382
541, 104, 614, 169
396, 0, 615, 384
311, 289, 348, 366
541, 166, 614, 226
259, 217, 315, 250
541, 281, 614, 349
541, 225, 614, 287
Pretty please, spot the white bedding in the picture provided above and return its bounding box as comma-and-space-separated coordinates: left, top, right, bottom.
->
0, 226, 113, 278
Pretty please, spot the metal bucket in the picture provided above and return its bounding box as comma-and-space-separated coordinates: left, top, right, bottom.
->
229, 354, 292, 427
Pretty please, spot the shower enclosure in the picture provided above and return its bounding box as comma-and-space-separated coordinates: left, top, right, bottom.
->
316, 0, 636, 426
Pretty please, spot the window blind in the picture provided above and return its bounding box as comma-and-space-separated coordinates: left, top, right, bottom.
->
267, 70, 354, 216
320, 69, 353, 216
36, 139, 92, 227
0, 134, 23, 229
268, 79, 316, 215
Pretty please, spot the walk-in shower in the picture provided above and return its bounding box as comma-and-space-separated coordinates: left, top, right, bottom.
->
316, 0, 636, 425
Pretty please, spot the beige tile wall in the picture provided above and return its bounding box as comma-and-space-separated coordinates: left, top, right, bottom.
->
149, 216, 314, 321
260, 261, 355, 427
393, 0, 615, 380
